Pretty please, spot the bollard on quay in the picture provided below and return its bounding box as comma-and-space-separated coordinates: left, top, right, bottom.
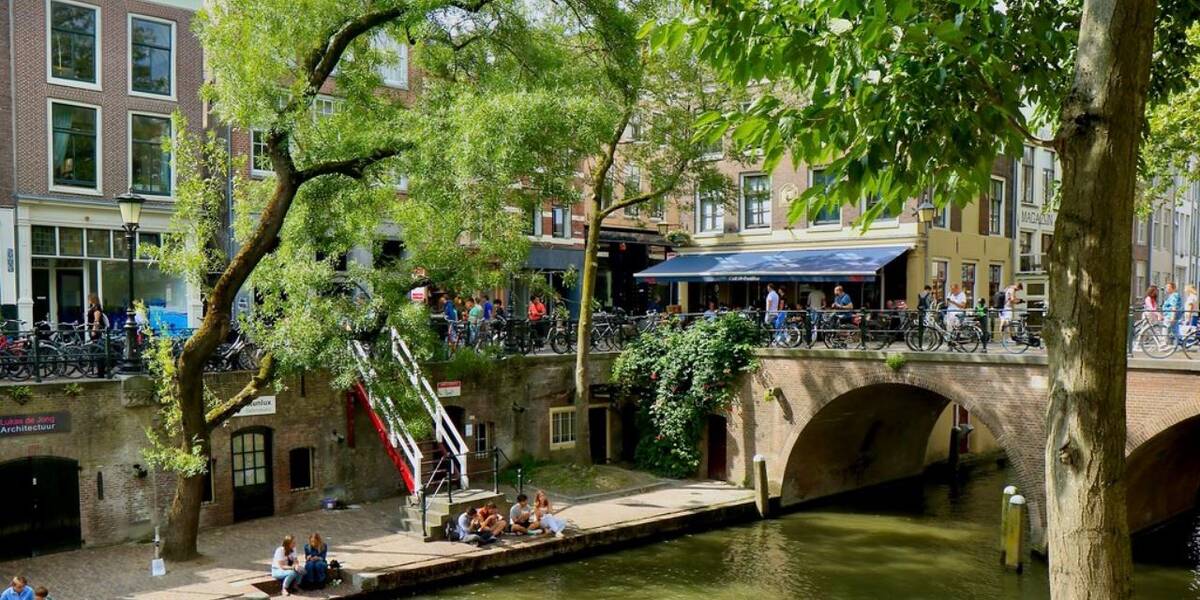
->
1003, 494, 1027, 573
999, 485, 1017, 556
753, 454, 770, 518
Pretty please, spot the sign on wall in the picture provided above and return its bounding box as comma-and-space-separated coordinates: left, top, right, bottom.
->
409, 287, 427, 302
0, 412, 71, 437
437, 381, 462, 398
233, 396, 276, 418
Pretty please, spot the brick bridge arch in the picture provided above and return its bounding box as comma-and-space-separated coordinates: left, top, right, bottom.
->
728, 352, 1200, 550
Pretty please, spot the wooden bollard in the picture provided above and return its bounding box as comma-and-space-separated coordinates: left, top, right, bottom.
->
753, 454, 770, 518
1003, 494, 1027, 573
999, 485, 1017, 556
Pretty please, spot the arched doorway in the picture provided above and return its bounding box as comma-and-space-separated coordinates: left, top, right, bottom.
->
0, 457, 81, 559
231, 427, 274, 521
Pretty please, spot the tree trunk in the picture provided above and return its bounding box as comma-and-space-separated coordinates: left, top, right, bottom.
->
160, 365, 212, 561
573, 210, 603, 464
1046, 0, 1155, 597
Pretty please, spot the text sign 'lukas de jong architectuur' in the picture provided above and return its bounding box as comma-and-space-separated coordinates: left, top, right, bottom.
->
0, 412, 71, 437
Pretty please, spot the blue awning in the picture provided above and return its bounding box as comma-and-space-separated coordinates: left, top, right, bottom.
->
633, 245, 910, 283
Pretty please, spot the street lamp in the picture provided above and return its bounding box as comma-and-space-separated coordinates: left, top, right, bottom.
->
916, 197, 936, 224
116, 191, 145, 374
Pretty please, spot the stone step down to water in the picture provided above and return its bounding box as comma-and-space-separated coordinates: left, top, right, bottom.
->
393, 488, 509, 541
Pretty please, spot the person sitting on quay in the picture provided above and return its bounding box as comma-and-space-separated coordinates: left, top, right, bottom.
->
509, 493, 542, 535
271, 534, 304, 596
31, 587, 47, 600
534, 490, 567, 538
1, 577, 32, 600
478, 501, 507, 538
453, 507, 496, 545
302, 532, 329, 589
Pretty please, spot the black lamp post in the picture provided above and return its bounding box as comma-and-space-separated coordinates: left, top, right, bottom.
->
116, 191, 145, 373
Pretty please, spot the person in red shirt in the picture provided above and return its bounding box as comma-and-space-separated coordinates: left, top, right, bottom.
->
527, 295, 548, 342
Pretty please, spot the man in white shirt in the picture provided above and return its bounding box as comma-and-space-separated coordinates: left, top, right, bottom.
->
945, 283, 967, 329
765, 283, 780, 324
1000, 282, 1024, 333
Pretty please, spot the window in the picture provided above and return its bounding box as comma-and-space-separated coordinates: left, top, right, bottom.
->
599, 173, 614, 210
474, 422, 490, 454
312, 96, 338, 120
1021, 146, 1035, 205
624, 166, 641, 217
374, 34, 408, 89
650, 198, 665, 220
1042, 154, 1056, 205
201, 458, 215, 504
59, 227, 83, 256
809, 168, 840, 226
863, 193, 897, 221
288, 447, 313, 491
552, 205, 569, 238
48, 0, 99, 88
932, 259, 949, 301
527, 203, 543, 236
1041, 233, 1054, 256
549, 407, 576, 449
1135, 261, 1147, 297
961, 262, 977, 305
32, 226, 57, 256
699, 137, 723, 161
988, 177, 1004, 235
628, 113, 643, 142
1136, 218, 1148, 244
130, 113, 172, 196
250, 130, 272, 176
1019, 231, 1033, 255
129, 15, 173, 97
741, 173, 771, 229
697, 187, 723, 233
50, 101, 100, 191
231, 431, 267, 488
86, 228, 110, 257
988, 264, 1003, 299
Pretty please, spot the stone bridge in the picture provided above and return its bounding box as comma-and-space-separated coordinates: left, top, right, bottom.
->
724, 349, 1200, 548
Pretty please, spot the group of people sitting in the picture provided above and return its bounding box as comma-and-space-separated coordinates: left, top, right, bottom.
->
1, 577, 49, 600
270, 533, 341, 596
451, 491, 566, 546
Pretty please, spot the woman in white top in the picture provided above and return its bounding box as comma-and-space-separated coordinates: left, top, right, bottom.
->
1185, 285, 1199, 330
272, 535, 303, 596
534, 490, 567, 538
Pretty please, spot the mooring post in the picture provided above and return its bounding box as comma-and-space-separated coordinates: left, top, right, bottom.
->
753, 454, 770, 518
1003, 494, 1026, 573
999, 485, 1017, 557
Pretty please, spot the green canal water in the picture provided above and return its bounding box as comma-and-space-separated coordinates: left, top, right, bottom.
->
413, 464, 1199, 599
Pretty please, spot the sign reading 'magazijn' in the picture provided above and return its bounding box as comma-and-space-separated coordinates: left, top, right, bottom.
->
0, 412, 71, 437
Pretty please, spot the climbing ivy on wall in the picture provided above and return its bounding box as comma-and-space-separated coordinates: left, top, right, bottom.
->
612, 314, 761, 478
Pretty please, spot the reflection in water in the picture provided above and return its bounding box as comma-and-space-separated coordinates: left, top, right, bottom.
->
412, 464, 1199, 599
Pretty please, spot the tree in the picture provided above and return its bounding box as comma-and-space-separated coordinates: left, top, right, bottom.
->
660, 0, 1200, 596
151, 0, 609, 560
556, 0, 740, 463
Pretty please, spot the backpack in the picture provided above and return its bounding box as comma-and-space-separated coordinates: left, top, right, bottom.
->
444, 521, 460, 542
992, 290, 1006, 310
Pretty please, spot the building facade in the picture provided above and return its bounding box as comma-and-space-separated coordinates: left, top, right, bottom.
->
4, 0, 207, 329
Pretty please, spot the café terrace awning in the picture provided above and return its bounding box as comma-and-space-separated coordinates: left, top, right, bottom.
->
633, 245, 910, 283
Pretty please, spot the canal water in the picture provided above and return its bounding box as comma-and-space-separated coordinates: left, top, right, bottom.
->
414, 463, 1199, 599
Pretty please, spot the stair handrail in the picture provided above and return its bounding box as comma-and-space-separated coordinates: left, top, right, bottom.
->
350, 340, 424, 490
389, 327, 470, 488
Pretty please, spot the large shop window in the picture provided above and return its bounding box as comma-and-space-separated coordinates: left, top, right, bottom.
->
130, 114, 172, 196
49, 0, 98, 86
130, 16, 173, 97
50, 102, 99, 190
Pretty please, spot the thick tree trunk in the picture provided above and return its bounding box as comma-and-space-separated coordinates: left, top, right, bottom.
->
573, 211, 604, 464
161, 368, 210, 561
1046, 0, 1155, 597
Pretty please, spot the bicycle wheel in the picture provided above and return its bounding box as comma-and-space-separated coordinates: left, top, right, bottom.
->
549, 330, 573, 354
0, 348, 28, 381
864, 322, 890, 350
904, 325, 942, 352
1181, 332, 1198, 359
1000, 327, 1031, 354
35, 344, 61, 379
952, 327, 981, 353
1138, 323, 1177, 359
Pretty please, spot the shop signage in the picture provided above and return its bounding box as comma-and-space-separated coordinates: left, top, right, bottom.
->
437, 381, 462, 398
409, 287, 427, 302
0, 412, 70, 437
234, 396, 276, 418
1019, 208, 1056, 227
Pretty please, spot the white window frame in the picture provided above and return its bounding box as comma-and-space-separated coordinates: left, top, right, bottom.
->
47, 98, 103, 196
696, 188, 724, 234
374, 33, 409, 89
860, 193, 899, 223
989, 176, 1005, 235
740, 172, 772, 231
549, 406, 577, 450
46, 0, 102, 91
127, 13, 176, 100
127, 110, 175, 199
807, 168, 842, 229
250, 129, 273, 178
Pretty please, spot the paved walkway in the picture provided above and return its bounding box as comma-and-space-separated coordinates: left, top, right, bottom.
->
0, 481, 753, 599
